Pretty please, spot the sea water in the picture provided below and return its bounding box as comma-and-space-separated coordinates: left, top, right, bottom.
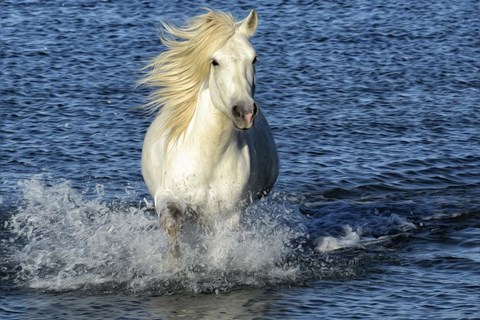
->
1, 0, 479, 319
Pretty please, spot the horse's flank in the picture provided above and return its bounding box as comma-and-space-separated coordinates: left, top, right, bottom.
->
139, 11, 237, 145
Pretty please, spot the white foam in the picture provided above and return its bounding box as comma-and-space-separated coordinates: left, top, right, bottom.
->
314, 214, 417, 253
314, 226, 362, 252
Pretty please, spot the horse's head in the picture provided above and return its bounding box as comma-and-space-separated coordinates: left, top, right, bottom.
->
208, 10, 259, 131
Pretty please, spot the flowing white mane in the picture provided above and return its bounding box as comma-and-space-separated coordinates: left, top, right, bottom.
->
140, 10, 237, 144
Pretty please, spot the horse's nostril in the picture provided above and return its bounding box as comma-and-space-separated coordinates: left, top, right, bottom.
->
232, 105, 241, 118
253, 103, 258, 116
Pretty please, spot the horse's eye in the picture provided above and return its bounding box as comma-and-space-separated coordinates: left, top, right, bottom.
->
252, 56, 257, 64
211, 59, 219, 67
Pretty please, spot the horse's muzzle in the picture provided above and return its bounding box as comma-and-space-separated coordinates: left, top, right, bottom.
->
232, 102, 258, 130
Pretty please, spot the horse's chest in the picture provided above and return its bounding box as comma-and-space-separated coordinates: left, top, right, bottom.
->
169, 145, 250, 206
209, 153, 250, 199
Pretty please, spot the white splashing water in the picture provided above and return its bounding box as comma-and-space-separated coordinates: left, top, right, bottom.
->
314, 215, 417, 252
5, 177, 420, 294
7, 177, 306, 293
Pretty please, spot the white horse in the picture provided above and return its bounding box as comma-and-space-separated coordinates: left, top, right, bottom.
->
140, 10, 278, 255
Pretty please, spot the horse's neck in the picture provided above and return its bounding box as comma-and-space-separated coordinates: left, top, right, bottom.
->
186, 87, 243, 157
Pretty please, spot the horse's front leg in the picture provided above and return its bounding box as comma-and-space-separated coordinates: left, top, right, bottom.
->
156, 196, 185, 258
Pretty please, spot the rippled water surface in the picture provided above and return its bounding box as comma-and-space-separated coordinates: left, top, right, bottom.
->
1, 0, 480, 319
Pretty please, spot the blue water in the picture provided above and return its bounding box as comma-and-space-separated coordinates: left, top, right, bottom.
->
1, 0, 480, 319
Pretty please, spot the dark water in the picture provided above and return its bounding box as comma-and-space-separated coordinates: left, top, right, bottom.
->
1, 0, 480, 319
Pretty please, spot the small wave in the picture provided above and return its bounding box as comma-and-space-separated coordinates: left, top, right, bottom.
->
314, 225, 412, 253
314, 226, 362, 252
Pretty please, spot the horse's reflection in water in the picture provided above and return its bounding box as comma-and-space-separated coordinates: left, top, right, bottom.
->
146, 289, 270, 319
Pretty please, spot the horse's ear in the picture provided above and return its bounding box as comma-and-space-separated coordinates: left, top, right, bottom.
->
238, 10, 258, 37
